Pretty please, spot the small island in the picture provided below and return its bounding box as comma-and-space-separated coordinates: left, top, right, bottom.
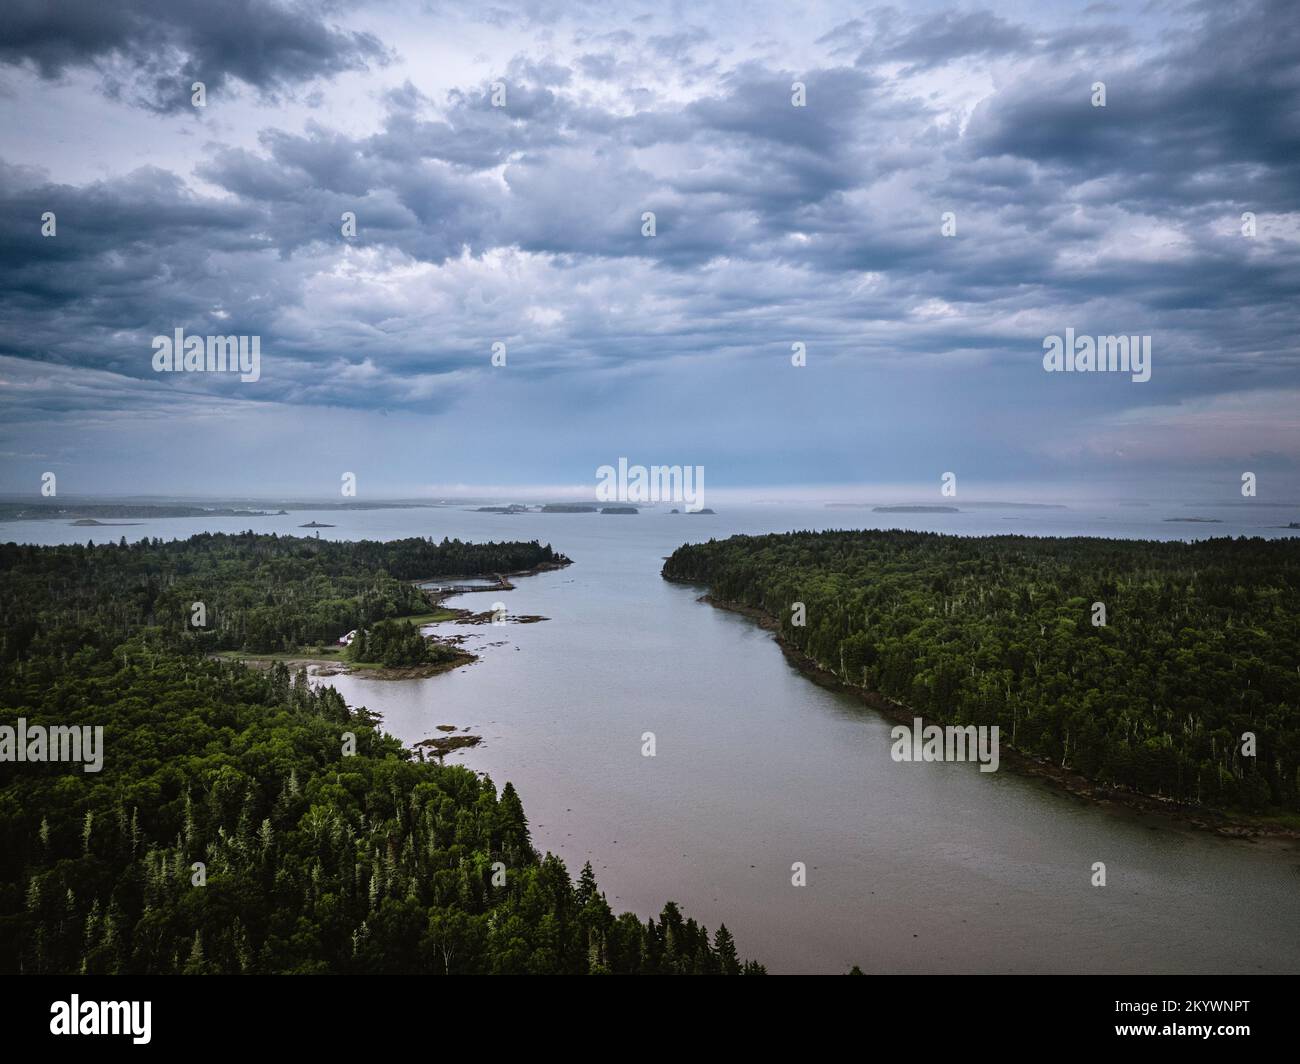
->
601, 506, 638, 514
414, 732, 483, 762
1164, 517, 1223, 523
541, 503, 598, 513
873, 505, 959, 513
299, 521, 335, 528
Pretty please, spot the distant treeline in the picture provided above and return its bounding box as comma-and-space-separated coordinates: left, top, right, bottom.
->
0, 503, 278, 520
0, 533, 567, 657
0, 502, 446, 521
663, 530, 1300, 813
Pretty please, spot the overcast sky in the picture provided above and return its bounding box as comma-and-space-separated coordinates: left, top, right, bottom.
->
1, 0, 1297, 503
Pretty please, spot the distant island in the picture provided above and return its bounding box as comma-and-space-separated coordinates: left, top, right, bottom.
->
959, 502, 1068, 510
477, 504, 530, 513
687, 508, 717, 514
299, 521, 335, 528
541, 504, 598, 513
827, 501, 1065, 511
0, 501, 464, 523
1, 503, 287, 522
600, 506, 638, 514
1164, 517, 1223, 523
70, 518, 142, 526
873, 505, 959, 513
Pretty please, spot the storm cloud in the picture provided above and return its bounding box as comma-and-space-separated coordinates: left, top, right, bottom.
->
1, 0, 1297, 497
0, 0, 388, 111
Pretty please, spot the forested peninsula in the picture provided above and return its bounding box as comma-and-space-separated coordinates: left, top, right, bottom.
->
663, 529, 1300, 825
0, 533, 762, 974
0, 532, 567, 658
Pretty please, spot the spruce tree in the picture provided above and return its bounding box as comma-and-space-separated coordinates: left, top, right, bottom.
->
713, 924, 740, 975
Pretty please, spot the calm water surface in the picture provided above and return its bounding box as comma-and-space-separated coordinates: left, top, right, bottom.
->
8, 503, 1300, 973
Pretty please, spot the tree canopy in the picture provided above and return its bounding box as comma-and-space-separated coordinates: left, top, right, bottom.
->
0, 532, 566, 657
0, 533, 762, 974
664, 529, 1300, 813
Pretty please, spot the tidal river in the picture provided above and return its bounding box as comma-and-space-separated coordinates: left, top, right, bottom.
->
11, 502, 1299, 972
315, 503, 1300, 974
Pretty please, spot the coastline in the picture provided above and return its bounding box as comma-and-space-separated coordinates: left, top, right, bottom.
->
215, 647, 476, 681
410, 557, 572, 621
674, 581, 1300, 843
216, 560, 571, 681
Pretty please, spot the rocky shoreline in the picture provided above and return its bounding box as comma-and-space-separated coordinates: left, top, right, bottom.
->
226, 559, 572, 685
223, 648, 476, 681
410, 558, 571, 623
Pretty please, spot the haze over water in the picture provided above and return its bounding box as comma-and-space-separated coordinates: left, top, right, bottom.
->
7, 502, 1300, 973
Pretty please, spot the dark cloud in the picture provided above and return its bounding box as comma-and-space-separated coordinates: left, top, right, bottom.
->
874, 8, 1036, 70
820, 5, 1127, 71
0, 0, 389, 111
0, 0, 1297, 494
964, 0, 1300, 207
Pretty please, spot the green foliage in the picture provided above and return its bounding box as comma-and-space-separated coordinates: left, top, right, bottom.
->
346, 619, 459, 668
0, 532, 565, 657
0, 533, 760, 974
664, 529, 1300, 812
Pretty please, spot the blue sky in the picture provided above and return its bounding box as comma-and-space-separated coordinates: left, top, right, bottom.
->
1, 0, 1297, 503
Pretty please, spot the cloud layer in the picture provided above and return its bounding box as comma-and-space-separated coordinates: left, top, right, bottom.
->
1, 0, 1298, 497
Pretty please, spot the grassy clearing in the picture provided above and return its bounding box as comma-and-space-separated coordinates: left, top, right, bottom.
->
214, 649, 382, 670
400, 608, 460, 625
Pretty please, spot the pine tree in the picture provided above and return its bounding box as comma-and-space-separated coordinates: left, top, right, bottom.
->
713, 924, 740, 975
497, 782, 532, 860
575, 861, 598, 907
183, 931, 206, 975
